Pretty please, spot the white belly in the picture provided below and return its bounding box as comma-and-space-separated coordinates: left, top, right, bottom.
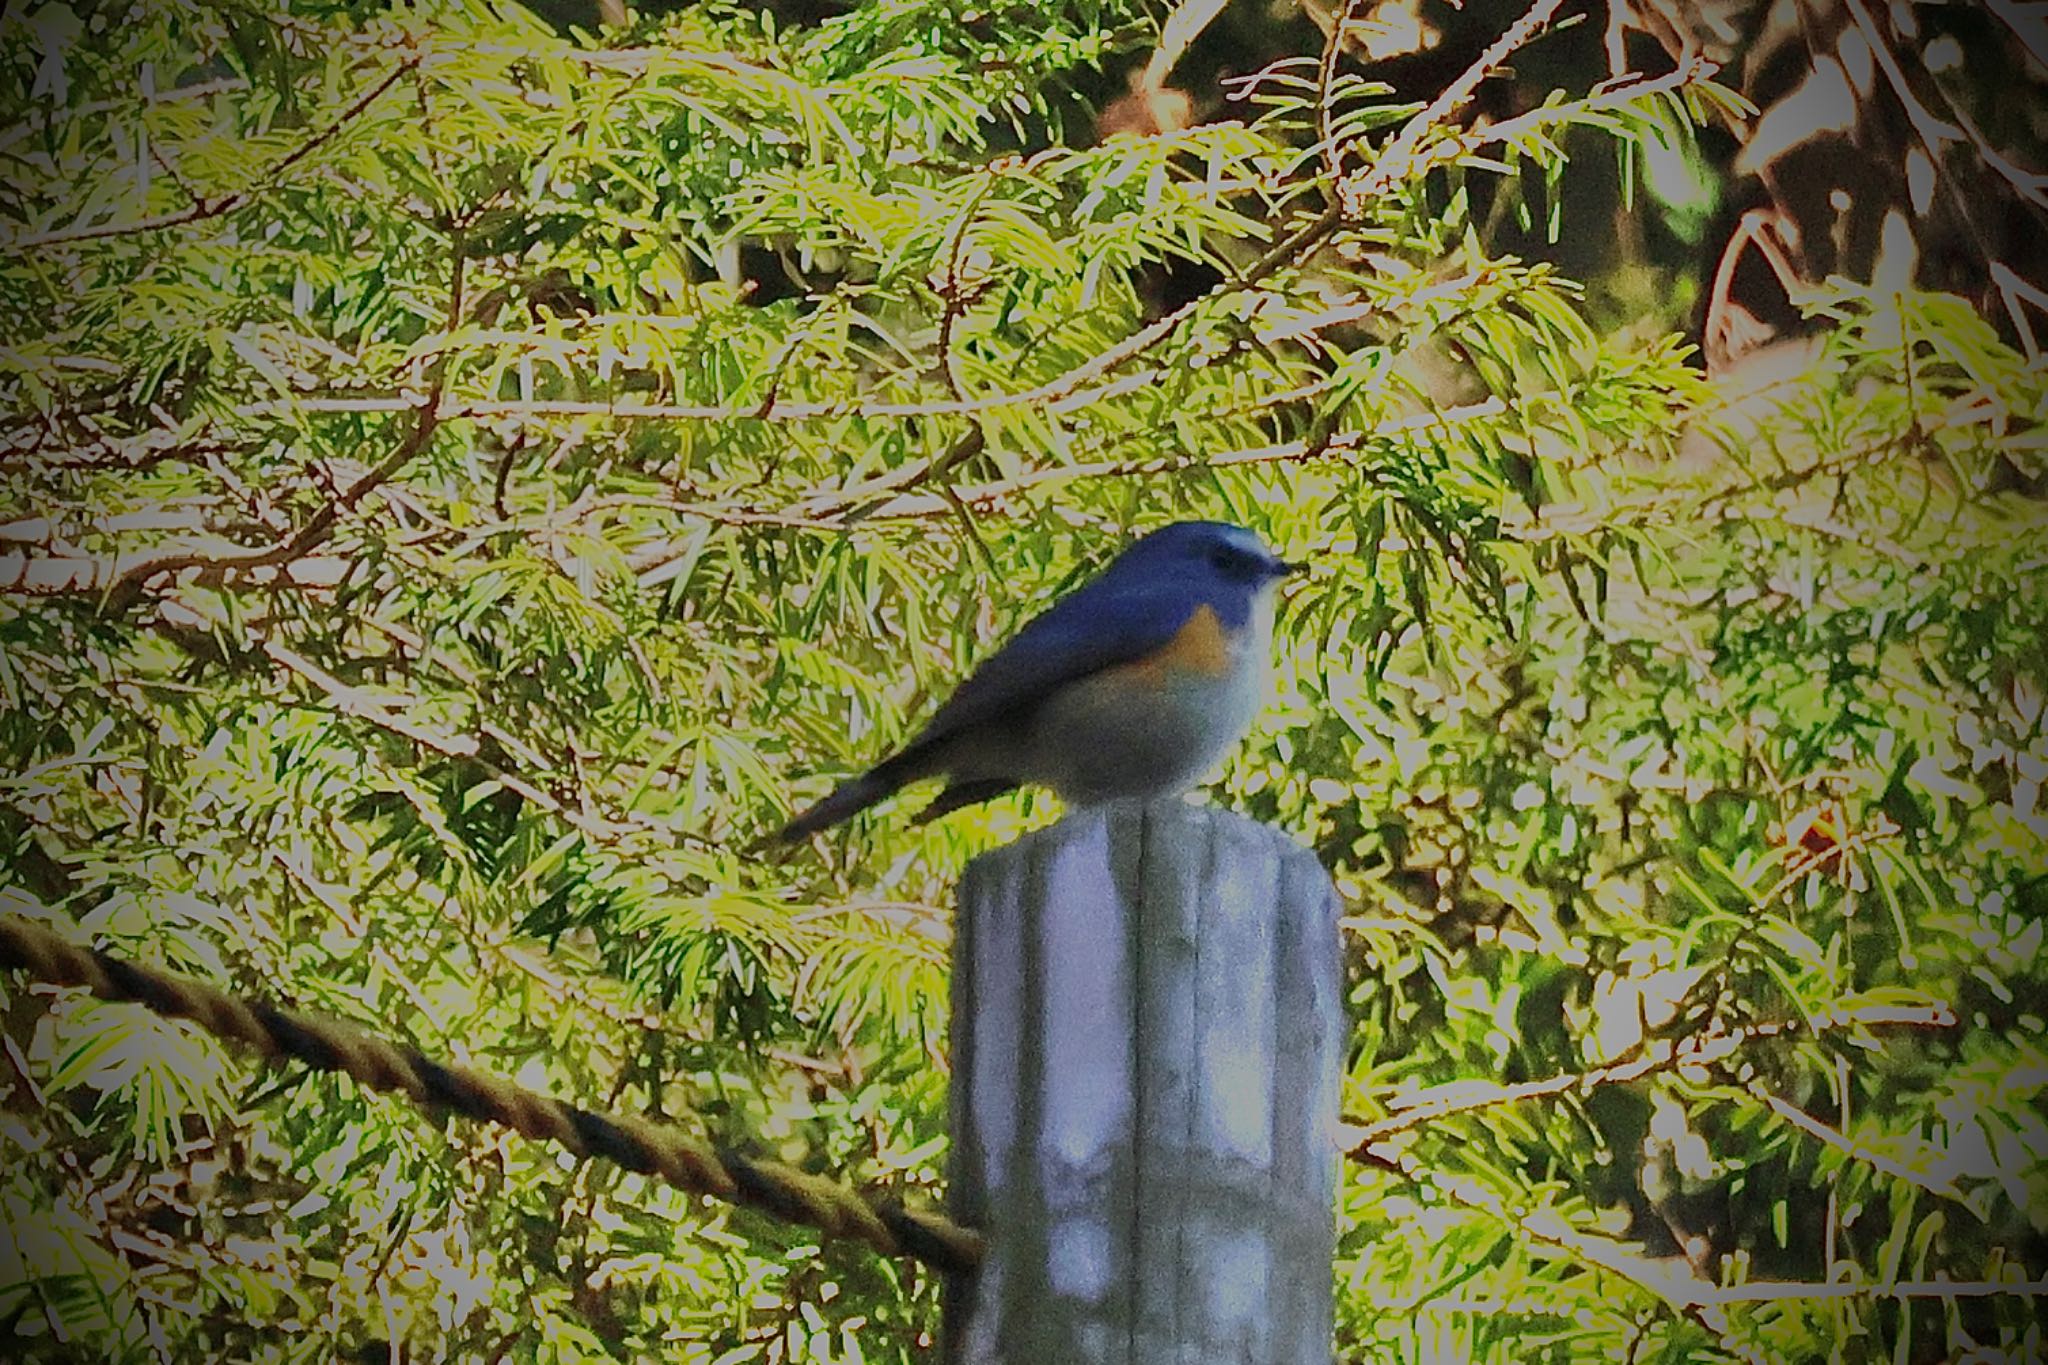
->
1021, 595, 1274, 804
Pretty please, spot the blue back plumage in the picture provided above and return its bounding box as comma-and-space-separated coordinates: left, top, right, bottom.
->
905, 521, 1286, 753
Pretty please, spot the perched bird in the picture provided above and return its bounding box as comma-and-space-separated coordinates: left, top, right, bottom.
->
779, 520, 1299, 841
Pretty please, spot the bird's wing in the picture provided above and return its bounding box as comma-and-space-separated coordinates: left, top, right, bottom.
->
905, 574, 1201, 754
776, 573, 1199, 841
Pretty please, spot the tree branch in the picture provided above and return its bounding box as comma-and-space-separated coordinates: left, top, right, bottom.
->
1343, 1002, 1956, 1160
96, 387, 444, 604
6, 400, 1514, 602
1315, 0, 1374, 184
10, 54, 420, 250
854, 399, 1509, 520
1761, 1092, 1966, 1202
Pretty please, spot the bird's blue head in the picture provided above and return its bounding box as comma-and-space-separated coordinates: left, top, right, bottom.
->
1106, 521, 1300, 612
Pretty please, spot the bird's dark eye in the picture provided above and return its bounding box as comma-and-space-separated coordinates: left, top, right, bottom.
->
1209, 548, 1236, 572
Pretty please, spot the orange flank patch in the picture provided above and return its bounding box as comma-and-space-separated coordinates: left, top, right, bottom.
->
1124, 604, 1233, 681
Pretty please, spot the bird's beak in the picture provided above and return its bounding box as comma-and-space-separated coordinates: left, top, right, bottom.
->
1274, 559, 1307, 577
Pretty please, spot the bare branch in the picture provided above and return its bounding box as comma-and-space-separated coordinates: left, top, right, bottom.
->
11, 220, 464, 607
235, 366, 1169, 427
1993, 260, 2048, 363
0, 549, 356, 597
1838, 0, 2047, 261
1, 399, 1525, 598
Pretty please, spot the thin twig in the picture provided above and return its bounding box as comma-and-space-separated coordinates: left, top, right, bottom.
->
1476, 53, 1719, 153
934, 179, 998, 404
1250, 0, 1572, 274
1836, 0, 2034, 275
1992, 260, 2048, 363
260, 639, 478, 760
0, 402, 1509, 601
1762, 1093, 1965, 1202
93, 379, 444, 601
1701, 1277, 2048, 1305
854, 398, 1509, 520
229, 359, 1173, 429
1414, 1275, 2048, 1315
1366, 0, 1567, 187
96, 212, 465, 601
1316, 0, 1373, 183
1396, 1158, 1762, 1359
1984, 0, 2048, 73
1343, 1003, 1955, 1158
11, 55, 420, 250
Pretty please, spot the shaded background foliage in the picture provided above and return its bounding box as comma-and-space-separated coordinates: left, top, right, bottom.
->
0, 0, 2044, 1361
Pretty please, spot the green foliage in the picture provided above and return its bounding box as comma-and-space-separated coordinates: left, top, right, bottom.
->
1, 0, 2042, 1361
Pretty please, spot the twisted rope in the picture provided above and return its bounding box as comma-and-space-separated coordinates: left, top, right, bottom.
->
0, 913, 984, 1274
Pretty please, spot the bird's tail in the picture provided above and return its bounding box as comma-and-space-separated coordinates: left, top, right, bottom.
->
776, 748, 929, 842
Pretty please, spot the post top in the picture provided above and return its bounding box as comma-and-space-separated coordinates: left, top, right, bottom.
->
965, 797, 1327, 877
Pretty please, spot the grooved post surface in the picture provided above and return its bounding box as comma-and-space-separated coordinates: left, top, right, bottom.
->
946, 800, 1342, 1364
